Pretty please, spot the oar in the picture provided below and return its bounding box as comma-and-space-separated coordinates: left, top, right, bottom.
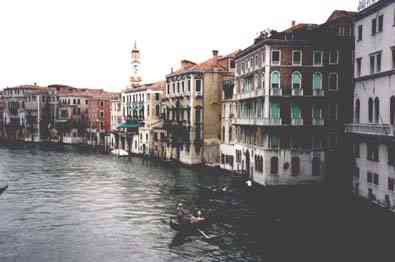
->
196, 229, 216, 240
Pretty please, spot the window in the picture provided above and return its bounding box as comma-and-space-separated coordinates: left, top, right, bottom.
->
354, 167, 360, 178
100, 111, 104, 119
367, 143, 379, 162
291, 103, 301, 119
291, 71, 302, 89
367, 172, 373, 183
373, 174, 379, 185
236, 150, 242, 163
376, 53, 382, 72
353, 143, 360, 158
312, 73, 322, 90
271, 71, 280, 89
313, 106, 322, 119
388, 178, 394, 191
188, 79, 191, 91
392, 47, 395, 69
270, 157, 279, 174
355, 99, 360, 123
155, 104, 160, 116
195, 79, 202, 93
374, 97, 380, 123
155, 93, 159, 100
291, 157, 300, 176
389, 145, 395, 166
378, 15, 384, 33
368, 98, 374, 122
269, 135, 280, 149
270, 103, 280, 119
356, 58, 362, 77
329, 50, 339, 64
313, 51, 323, 65
357, 25, 363, 41
390, 96, 395, 125
272, 50, 280, 65
371, 18, 377, 35
328, 73, 338, 90
292, 50, 302, 65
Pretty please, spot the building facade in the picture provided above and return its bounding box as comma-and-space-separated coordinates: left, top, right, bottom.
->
120, 82, 163, 154
346, 0, 395, 207
159, 50, 237, 165
221, 11, 355, 186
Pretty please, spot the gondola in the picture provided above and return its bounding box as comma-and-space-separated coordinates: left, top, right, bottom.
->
0, 185, 8, 196
169, 217, 208, 232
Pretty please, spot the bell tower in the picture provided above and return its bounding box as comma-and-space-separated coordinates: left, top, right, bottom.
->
129, 41, 142, 88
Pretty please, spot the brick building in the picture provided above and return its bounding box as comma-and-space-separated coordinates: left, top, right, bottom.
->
220, 10, 355, 186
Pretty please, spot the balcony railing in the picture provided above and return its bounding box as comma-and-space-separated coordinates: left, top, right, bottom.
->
234, 118, 282, 126
313, 89, 325, 97
291, 118, 304, 126
292, 88, 303, 96
312, 118, 324, 126
270, 88, 282, 96
345, 123, 394, 136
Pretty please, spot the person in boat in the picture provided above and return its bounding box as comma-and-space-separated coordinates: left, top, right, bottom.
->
190, 210, 205, 224
176, 203, 192, 224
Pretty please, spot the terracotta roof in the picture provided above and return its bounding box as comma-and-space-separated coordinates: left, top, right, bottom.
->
326, 10, 357, 23
168, 50, 239, 77
282, 23, 318, 33
124, 80, 165, 93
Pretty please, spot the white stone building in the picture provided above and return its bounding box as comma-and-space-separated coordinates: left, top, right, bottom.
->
346, 0, 395, 207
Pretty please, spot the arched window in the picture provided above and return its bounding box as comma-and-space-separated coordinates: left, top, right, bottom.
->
291, 157, 300, 176
271, 71, 280, 89
368, 98, 373, 123
270, 156, 279, 174
312, 72, 322, 90
391, 96, 395, 125
374, 97, 380, 123
292, 71, 302, 89
355, 99, 360, 123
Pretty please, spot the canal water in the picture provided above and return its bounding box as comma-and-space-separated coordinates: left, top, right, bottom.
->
0, 143, 394, 262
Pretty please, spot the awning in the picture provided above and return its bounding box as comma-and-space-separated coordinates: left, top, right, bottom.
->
117, 119, 140, 129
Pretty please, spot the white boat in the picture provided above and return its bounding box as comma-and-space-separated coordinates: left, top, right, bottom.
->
111, 149, 129, 157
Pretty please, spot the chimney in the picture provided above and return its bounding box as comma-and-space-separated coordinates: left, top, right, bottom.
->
292, 20, 296, 27
212, 50, 219, 57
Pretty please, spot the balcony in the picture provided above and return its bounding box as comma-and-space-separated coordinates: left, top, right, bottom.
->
313, 89, 325, 97
236, 91, 255, 100
234, 118, 282, 126
345, 123, 394, 136
292, 88, 303, 96
312, 118, 324, 126
270, 88, 282, 96
291, 118, 304, 126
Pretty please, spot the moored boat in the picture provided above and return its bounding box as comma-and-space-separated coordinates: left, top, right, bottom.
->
111, 149, 129, 157
0, 185, 8, 196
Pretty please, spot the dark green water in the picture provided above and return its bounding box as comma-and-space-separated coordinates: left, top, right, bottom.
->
0, 143, 393, 262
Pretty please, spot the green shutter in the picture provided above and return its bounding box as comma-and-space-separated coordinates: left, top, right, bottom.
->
271, 103, 280, 119
292, 72, 301, 89
313, 73, 322, 90
291, 104, 301, 119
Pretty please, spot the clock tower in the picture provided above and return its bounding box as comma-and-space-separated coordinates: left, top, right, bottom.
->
129, 41, 142, 88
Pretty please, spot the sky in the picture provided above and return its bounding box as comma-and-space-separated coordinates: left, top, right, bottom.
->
0, 0, 357, 92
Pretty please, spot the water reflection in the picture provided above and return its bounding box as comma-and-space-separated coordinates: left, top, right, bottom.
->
0, 143, 394, 262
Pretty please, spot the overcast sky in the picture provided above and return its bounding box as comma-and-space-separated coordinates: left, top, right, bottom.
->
0, 0, 357, 92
